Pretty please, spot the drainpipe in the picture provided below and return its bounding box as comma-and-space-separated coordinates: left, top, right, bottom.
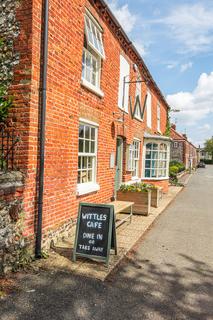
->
35, 0, 49, 258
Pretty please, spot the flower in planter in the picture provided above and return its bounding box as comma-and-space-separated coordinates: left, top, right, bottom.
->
119, 183, 149, 193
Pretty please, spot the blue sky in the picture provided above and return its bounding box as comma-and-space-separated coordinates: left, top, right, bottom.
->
106, 0, 213, 146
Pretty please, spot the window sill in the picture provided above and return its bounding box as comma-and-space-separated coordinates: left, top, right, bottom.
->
81, 79, 104, 98
142, 177, 169, 181
131, 176, 141, 182
77, 182, 100, 196
134, 116, 143, 122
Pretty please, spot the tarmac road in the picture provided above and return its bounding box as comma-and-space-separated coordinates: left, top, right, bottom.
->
1, 166, 213, 320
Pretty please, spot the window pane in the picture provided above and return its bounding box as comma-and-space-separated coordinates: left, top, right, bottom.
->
151, 169, 157, 178
88, 157, 93, 168
88, 170, 93, 182
145, 169, 151, 178
146, 150, 151, 159
153, 144, 158, 150
79, 139, 84, 152
82, 171, 87, 183
91, 141, 95, 153
152, 151, 158, 159
78, 156, 82, 169
91, 24, 98, 50
79, 125, 84, 138
152, 160, 158, 168
85, 17, 93, 43
92, 72, 96, 86
85, 140, 90, 153
85, 126, 90, 139
145, 160, 151, 168
146, 143, 152, 150
91, 127, 95, 140
96, 30, 103, 55
82, 157, 87, 169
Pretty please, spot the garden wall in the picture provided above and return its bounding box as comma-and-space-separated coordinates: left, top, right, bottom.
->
0, 171, 25, 274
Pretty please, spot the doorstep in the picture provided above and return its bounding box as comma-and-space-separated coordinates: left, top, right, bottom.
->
33, 186, 183, 281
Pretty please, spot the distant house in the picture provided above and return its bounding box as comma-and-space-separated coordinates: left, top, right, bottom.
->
170, 124, 198, 169
198, 148, 212, 161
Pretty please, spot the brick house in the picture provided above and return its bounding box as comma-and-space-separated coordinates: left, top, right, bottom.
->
9, 0, 171, 249
170, 125, 198, 169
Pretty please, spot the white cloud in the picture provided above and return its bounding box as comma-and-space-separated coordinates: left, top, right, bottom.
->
167, 62, 177, 70
155, 3, 213, 54
106, 0, 136, 33
133, 39, 147, 57
180, 62, 193, 73
167, 71, 213, 126
199, 124, 211, 131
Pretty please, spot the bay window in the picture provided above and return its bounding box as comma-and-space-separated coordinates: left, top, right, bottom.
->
144, 142, 169, 179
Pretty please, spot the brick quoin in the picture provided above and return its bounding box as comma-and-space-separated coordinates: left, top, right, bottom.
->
11, 0, 170, 243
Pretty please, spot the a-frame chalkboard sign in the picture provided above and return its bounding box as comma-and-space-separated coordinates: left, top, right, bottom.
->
73, 203, 117, 267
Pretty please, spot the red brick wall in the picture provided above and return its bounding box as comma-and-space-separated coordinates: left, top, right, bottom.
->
12, 0, 169, 238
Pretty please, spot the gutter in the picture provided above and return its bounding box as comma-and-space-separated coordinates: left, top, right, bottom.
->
35, 0, 49, 258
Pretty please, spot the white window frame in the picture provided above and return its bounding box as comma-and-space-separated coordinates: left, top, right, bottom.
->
126, 144, 134, 172
82, 47, 100, 88
157, 104, 161, 132
77, 120, 100, 196
142, 141, 170, 180
84, 10, 105, 59
118, 55, 130, 113
146, 91, 152, 128
81, 10, 105, 97
132, 139, 140, 179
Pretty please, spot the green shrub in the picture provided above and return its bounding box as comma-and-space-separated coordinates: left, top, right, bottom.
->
169, 161, 185, 173
169, 165, 179, 177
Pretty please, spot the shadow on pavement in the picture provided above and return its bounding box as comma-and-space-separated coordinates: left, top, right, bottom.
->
1, 253, 213, 320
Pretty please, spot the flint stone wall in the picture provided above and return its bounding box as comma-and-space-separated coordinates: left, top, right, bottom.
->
0, 170, 24, 274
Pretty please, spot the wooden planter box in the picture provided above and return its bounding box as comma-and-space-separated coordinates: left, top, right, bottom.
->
149, 187, 163, 208
116, 190, 151, 216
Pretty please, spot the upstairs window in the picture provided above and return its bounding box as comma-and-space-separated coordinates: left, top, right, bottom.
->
118, 55, 130, 112
84, 14, 105, 59
82, 11, 105, 94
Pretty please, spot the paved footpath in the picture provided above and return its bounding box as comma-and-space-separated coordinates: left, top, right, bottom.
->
1, 167, 213, 320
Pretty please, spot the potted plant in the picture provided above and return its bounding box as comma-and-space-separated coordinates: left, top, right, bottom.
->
116, 183, 151, 216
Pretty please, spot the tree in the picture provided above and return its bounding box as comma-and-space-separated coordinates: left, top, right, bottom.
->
204, 137, 213, 160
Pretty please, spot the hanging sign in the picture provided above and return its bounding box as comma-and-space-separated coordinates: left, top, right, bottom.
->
73, 203, 117, 266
